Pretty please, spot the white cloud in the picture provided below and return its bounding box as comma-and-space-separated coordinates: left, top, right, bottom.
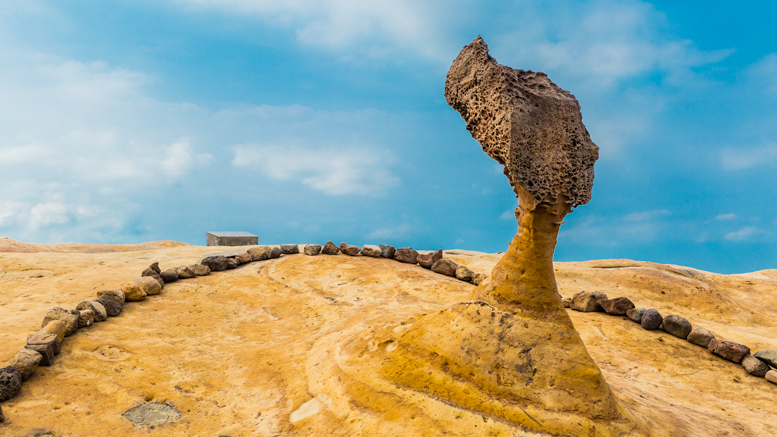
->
500, 210, 516, 220
720, 144, 777, 170
232, 144, 397, 195
724, 226, 766, 242
748, 53, 777, 94
368, 224, 411, 240
172, 0, 463, 62
715, 213, 737, 221
624, 209, 671, 222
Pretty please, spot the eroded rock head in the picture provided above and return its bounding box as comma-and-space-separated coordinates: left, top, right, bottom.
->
445, 36, 598, 207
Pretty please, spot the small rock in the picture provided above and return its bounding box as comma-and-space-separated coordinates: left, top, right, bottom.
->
160, 269, 179, 283
25, 333, 58, 365
98, 289, 126, 305
596, 297, 635, 316
76, 300, 108, 322
361, 245, 382, 258
339, 243, 360, 256
455, 265, 474, 282
394, 247, 419, 264
626, 307, 645, 323
321, 241, 340, 255
471, 273, 487, 285
10, 348, 42, 380
201, 255, 229, 271
78, 309, 95, 328
190, 264, 211, 276
41, 307, 80, 336
641, 309, 663, 330
0, 366, 22, 402
123, 402, 182, 428
742, 355, 770, 377
379, 244, 395, 259
562, 296, 572, 308
571, 291, 607, 312
766, 369, 777, 385
96, 294, 123, 317
234, 252, 252, 265
281, 244, 300, 254
248, 246, 272, 261
418, 249, 443, 269
708, 339, 750, 363
753, 349, 777, 368
41, 320, 67, 346
270, 247, 282, 259
149, 262, 161, 274
431, 259, 458, 277
226, 257, 240, 269
121, 281, 147, 302
142, 268, 165, 286
175, 266, 197, 279
662, 315, 692, 339
304, 244, 322, 256
687, 327, 715, 348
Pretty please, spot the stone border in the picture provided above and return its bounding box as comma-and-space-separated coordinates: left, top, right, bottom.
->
563, 291, 777, 384
0, 241, 480, 424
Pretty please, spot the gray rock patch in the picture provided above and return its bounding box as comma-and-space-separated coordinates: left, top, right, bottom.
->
123, 402, 182, 428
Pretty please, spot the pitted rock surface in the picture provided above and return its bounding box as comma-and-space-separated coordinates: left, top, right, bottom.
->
122, 402, 182, 428
0, 366, 22, 402
445, 36, 598, 206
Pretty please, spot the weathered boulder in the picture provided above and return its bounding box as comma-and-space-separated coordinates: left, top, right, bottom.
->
304, 244, 322, 256
142, 268, 164, 286
455, 265, 474, 282
41, 320, 67, 346
562, 296, 572, 308
627, 307, 645, 323
339, 243, 360, 256
753, 349, 777, 368
160, 269, 179, 283
687, 327, 715, 348
41, 307, 80, 336
394, 247, 418, 264
361, 245, 382, 258
418, 249, 443, 269
270, 247, 282, 259
571, 291, 607, 313
201, 255, 229, 271
175, 265, 197, 279
226, 257, 240, 269
742, 355, 770, 377
662, 315, 692, 339
431, 259, 458, 277
321, 241, 339, 255
471, 272, 487, 285
137, 276, 163, 296
234, 252, 252, 265
379, 244, 395, 259
149, 262, 161, 274
10, 348, 42, 380
76, 300, 107, 322
98, 289, 126, 305
190, 264, 211, 276
596, 297, 635, 316
708, 339, 750, 363
78, 309, 95, 328
0, 366, 22, 402
248, 246, 272, 261
96, 294, 122, 317
767, 369, 777, 385
25, 333, 58, 365
121, 281, 147, 302
641, 309, 663, 330
281, 244, 300, 254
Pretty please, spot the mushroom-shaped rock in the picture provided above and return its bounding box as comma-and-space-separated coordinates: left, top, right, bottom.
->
341, 37, 644, 436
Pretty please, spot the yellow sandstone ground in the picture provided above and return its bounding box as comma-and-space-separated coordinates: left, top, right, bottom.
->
1, 239, 776, 436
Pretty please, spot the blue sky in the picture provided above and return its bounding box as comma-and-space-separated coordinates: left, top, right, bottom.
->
0, 0, 775, 274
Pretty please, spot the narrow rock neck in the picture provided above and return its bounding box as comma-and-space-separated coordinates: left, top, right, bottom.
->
475, 190, 571, 318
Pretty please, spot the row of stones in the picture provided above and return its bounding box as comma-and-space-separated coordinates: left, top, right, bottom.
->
0, 261, 215, 423
200, 242, 488, 285
563, 291, 777, 384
